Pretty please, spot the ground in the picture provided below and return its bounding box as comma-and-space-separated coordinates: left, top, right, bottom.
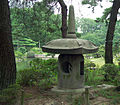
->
22, 86, 120, 105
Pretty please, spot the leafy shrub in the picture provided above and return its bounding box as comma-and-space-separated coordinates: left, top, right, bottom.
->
30, 47, 43, 54
46, 53, 55, 58
84, 67, 104, 86
17, 68, 37, 86
15, 50, 23, 59
114, 74, 120, 86
0, 84, 21, 105
38, 79, 52, 90
117, 56, 120, 66
84, 59, 104, 86
29, 58, 58, 86
27, 51, 35, 58
101, 64, 119, 81
117, 56, 120, 62
72, 96, 84, 105
17, 58, 58, 89
18, 47, 27, 54
29, 58, 58, 75
85, 59, 96, 68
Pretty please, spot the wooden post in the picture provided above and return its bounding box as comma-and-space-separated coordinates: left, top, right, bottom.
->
84, 86, 92, 105
21, 89, 24, 105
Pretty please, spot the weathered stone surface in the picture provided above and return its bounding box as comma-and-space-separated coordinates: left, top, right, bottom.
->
57, 54, 84, 89
42, 39, 98, 54
67, 5, 76, 38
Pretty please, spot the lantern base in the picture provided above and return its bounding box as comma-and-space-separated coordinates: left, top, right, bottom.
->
51, 86, 85, 93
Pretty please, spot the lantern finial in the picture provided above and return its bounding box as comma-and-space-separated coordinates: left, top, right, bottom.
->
66, 5, 76, 38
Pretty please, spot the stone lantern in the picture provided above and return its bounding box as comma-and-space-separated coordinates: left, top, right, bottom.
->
42, 5, 98, 90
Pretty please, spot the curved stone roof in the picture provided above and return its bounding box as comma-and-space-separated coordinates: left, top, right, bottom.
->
42, 38, 98, 54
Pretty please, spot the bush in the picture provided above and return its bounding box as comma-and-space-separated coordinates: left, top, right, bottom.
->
29, 58, 58, 86
17, 68, 37, 86
27, 51, 35, 58
38, 79, 52, 90
101, 64, 119, 81
17, 58, 58, 89
15, 50, 23, 59
46, 53, 55, 58
0, 84, 21, 105
117, 56, 120, 66
85, 59, 96, 68
72, 96, 84, 105
18, 47, 27, 54
117, 56, 120, 62
30, 47, 43, 54
84, 59, 104, 86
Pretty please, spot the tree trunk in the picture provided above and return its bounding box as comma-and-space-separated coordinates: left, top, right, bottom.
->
0, 0, 16, 90
58, 0, 67, 38
105, 0, 120, 64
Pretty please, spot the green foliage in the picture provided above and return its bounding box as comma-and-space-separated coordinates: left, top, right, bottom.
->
101, 7, 112, 21
29, 58, 58, 73
13, 38, 38, 47
30, 47, 43, 54
76, 18, 98, 35
17, 68, 36, 86
11, 1, 61, 47
76, 18, 107, 46
76, 17, 120, 47
113, 41, 120, 56
114, 74, 120, 86
85, 59, 96, 68
82, 0, 98, 7
27, 51, 35, 58
17, 58, 58, 89
0, 84, 21, 105
46, 53, 55, 58
97, 89, 120, 104
116, 56, 120, 62
85, 67, 104, 86
72, 96, 84, 105
15, 50, 23, 59
101, 64, 119, 81
84, 59, 104, 86
18, 47, 27, 54
38, 79, 52, 90
16, 59, 31, 71
97, 45, 105, 58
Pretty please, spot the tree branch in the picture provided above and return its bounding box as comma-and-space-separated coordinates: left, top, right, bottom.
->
58, 0, 67, 38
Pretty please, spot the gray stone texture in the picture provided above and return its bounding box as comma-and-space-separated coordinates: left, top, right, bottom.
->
57, 54, 84, 89
42, 39, 98, 54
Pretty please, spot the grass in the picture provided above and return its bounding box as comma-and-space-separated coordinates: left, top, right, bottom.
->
90, 57, 105, 67
96, 88, 120, 105
16, 58, 33, 71
90, 57, 119, 67
85, 68, 104, 86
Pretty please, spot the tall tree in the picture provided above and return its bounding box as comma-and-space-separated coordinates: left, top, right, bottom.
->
58, 0, 67, 38
11, 2, 61, 47
105, 0, 120, 64
82, 0, 120, 64
0, 0, 16, 90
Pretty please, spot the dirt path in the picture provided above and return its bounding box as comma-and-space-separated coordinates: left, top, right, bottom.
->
22, 86, 119, 105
